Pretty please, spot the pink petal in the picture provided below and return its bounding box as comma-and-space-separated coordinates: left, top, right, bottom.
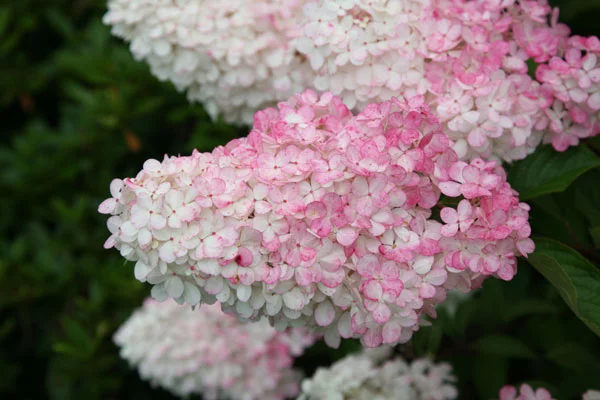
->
336, 227, 359, 246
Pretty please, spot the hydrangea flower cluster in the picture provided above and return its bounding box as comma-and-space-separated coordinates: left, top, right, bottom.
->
536, 35, 600, 151
584, 390, 600, 400
99, 90, 534, 348
498, 384, 555, 400
104, 0, 600, 160
498, 385, 600, 400
103, 0, 310, 124
297, 0, 600, 161
114, 298, 315, 400
298, 349, 457, 399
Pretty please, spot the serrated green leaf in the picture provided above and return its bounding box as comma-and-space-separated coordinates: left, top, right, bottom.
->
528, 238, 600, 337
507, 144, 600, 200
475, 334, 537, 359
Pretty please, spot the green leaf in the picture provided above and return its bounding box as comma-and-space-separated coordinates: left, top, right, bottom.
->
574, 169, 600, 227
475, 334, 537, 359
507, 144, 600, 200
530, 194, 594, 249
501, 299, 559, 322
528, 238, 600, 337
591, 226, 600, 248
546, 342, 600, 371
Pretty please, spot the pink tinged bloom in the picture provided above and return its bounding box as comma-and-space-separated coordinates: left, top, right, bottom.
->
195, 177, 227, 208
196, 214, 238, 259
305, 192, 348, 238
439, 161, 500, 199
312, 240, 346, 288
440, 200, 475, 237
378, 228, 419, 262
130, 193, 166, 230
351, 175, 390, 217
164, 189, 196, 228
155, 225, 200, 264
281, 223, 320, 267
98, 179, 125, 214
427, 19, 462, 52
498, 384, 555, 400
314, 300, 336, 327
268, 183, 307, 216
356, 256, 403, 323
252, 213, 289, 251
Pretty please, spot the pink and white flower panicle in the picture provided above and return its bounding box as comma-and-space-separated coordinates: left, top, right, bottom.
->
114, 299, 315, 400
100, 90, 534, 348
297, 0, 600, 161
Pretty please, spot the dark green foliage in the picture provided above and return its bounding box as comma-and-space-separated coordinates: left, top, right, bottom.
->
2, 0, 600, 399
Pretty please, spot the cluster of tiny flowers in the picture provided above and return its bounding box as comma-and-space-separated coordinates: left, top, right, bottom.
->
100, 90, 534, 348
296, 0, 600, 161
298, 349, 457, 400
114, 298, 315, 400
498, 384, 555, 400
498, 385, 600, 400
103, 0, 310, 124
536, 35, 600, 151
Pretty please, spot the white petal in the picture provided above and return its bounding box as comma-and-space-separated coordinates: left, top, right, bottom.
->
282, 287, 305, 310
235, 301, 254, 318
134, 261, 151, 281
266, 295, 283, 315
324, 326, 341, 348
138, 229, 152, 248
205, 276, 224, 294
183, 282, 201, 305
159, 242, 175, 263
413, 256, 434, 274
109, 179, 123, 198
337, 312, 352, 338
215, 285, 231, 303
165, 276, 184, 298
315, 300, 335, 327
98, 198, 116, 214
197, 259, 220, 275
151, 284, 168, 301
236, 285, 252, 302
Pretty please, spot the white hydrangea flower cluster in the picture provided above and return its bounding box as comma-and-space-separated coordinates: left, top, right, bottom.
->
114, 298, 315, 400
296, 0, 429, 111
298, 349, 457, 400
103, 0, 311, 124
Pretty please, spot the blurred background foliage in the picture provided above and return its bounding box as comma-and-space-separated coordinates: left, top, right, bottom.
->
1, 0, 600, 399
